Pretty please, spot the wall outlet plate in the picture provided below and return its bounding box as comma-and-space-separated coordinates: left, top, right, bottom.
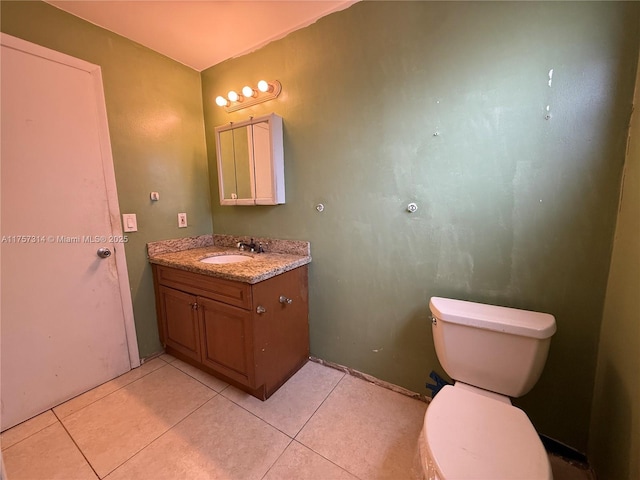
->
178, 212, 187, 228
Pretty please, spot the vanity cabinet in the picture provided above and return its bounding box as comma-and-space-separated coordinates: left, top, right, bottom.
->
152, 264, 309, 399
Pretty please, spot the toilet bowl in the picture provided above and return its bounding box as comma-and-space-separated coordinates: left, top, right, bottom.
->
420, 297, 556, 480
420, 384, 551, 479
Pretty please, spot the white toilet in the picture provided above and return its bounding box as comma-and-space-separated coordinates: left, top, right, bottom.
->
419, 296, 557, 480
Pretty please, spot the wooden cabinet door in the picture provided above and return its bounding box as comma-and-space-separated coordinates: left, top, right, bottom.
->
252, 266, 309, 392
158, 286, 201, 362
198, 296, 255, 386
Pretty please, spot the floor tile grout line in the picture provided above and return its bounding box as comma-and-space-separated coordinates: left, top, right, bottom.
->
166, 361, 230, 395
99, 371, 351, 480
1, 355, 181, 454
259, 436, 366, 480
255, 371, 357, 480
14, 360, 224, 479
293, 370, 347, 441
157, 354, 177, 364
53, 360, 167, 421
0, 356, 207, 451
51, 359, 215, 479
52, 408, 101, 479
0, 410, 58, 452
295, 373, 429, 480
294, 439, 367, 480
94, 393, 220, 479
217, 389, 297, 439
258, 437, 295, 480
288, 372, 369, 480
215, 366, 347, 440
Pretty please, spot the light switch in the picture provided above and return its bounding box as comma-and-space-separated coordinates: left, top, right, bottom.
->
178, 213, 187, 228
122, 213, 137, 232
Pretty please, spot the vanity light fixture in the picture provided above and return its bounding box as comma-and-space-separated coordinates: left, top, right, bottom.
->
216, 80, 282, 113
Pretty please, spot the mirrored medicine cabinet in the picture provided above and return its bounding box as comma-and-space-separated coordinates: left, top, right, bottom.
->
214, 113, 284, 206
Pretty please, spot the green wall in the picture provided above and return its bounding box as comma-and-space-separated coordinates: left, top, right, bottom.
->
0, 1, 212, 357
202, 1, 639, 451
589, 53, 640, 480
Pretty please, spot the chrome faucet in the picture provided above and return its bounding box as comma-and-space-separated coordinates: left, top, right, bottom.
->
237, 238, 265, 253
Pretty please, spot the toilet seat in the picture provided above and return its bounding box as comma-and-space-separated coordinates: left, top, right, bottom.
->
424, 385, 551, 480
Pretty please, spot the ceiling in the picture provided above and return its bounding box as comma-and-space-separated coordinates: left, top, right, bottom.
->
45, 1, 358, 71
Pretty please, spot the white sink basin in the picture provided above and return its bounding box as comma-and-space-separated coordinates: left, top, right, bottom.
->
200, 254, 253, 265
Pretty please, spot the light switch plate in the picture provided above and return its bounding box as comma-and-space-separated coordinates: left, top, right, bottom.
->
122, 213, 137, 232
178, 212, 187, 228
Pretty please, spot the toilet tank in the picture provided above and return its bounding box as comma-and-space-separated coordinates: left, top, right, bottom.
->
429, 297, 556, 398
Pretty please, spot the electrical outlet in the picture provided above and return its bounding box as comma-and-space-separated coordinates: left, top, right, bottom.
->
178, 212, 187, 228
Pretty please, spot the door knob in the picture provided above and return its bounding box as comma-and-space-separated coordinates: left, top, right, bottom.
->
97, 247, 111, 258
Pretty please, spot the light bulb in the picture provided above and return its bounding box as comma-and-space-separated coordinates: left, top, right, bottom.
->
257, 80, 272, 93
242, 86, 256, 98
215, 96, 228, 107
228, 90, 240, 102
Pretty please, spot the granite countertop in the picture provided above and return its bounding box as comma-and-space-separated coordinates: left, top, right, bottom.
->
147, 234, 311, 284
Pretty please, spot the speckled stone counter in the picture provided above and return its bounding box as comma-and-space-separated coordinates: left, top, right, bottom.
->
147, 235, 311, 284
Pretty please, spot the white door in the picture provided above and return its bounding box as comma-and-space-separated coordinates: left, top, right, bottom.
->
0, 34, 139, 431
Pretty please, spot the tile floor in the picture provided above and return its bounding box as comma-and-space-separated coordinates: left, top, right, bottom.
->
1, 355, 593, 480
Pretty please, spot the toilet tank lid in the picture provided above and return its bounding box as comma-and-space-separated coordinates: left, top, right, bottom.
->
429, 297, 556, 339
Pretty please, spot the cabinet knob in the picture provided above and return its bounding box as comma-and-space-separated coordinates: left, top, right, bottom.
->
279, 295, 293, 304
191, 302, 198, 310
256, 305, 266, 314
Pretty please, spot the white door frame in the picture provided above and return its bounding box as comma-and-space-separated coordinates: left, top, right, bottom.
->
0, 33, 140, 368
